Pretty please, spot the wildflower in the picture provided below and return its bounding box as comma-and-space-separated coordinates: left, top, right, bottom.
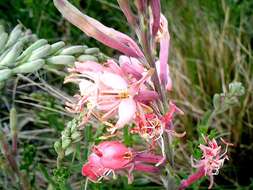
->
179, 137, 230, 189
54, 0, 144, 58
65, 59, 158, 132
82, 141, 162, 183
132, 102, 185, 165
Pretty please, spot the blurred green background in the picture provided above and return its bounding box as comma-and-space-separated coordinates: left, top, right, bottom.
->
0, 0, 253, 189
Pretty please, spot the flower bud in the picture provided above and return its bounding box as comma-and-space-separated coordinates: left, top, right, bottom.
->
62, 137, 71, 149
60, 45, 86, 55
0, 41, 24, 67
54, 0, 144, 58
50, 41, 65, 55
77, 55, 98, 62
28, 44, 51, 61
54, 140, 62, 154
46, 55, 75, 65
84, 47, 99, 55
13, 59, 45, 74
71, 131, 82, 141
150, 0, 161, 36
17, 39, 48, 61
5, 24, 22, 48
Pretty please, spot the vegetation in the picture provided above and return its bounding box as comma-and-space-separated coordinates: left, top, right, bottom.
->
0, 0, 252, 189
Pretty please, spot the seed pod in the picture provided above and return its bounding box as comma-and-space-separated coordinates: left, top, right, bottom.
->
0, 32, 8, 52
84, 47, 100, 54
77, 55, 98, 62
5, 25, 23, 48
28, 44, 51, 61
0, 41, 23, 67
0, 69, 12, 81
17, 39, 48, 61
46, 55, 75, 65
60, 45, 86, 55
12, 59, 45, 74
50, 41, 65, 55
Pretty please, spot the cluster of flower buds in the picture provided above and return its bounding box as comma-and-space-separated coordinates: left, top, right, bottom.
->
54, 119, 83, 156
179, 136, 231, 189
0, 24, 105, 89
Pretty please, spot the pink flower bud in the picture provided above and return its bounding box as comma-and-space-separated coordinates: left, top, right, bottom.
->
54, 0, 144, 58
150, 0, 161, 36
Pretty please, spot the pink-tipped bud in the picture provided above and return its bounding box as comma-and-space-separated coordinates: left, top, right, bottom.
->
54, 0, 144, 58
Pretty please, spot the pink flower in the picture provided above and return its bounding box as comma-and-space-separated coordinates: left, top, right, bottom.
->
65, 59, 158, 132
82, 141, 162, 183
132, 102, 185, 165
179, 137, 230, 189
54, 0, 144, 58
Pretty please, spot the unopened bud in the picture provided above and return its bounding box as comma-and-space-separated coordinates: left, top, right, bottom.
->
71, 131, 81, 141
17, 39, 48, 61
0, 41, 24, 67
46, 55, 75, 65
28, 44, 51, 61
84, 48, 99, 54
13, 59, 45, 74
77, 55, 98, 62
50, 41, 65, 55
62, 138, 71, 149
54, 140, 62, 154
60, 45, 86, 55
5, 24, 23, 48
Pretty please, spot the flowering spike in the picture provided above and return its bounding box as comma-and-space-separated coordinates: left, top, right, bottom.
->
54, 0, 144, 58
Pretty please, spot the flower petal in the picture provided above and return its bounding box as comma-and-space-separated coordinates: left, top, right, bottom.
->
116, 98, 136, 129
100, 72, 128, 90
